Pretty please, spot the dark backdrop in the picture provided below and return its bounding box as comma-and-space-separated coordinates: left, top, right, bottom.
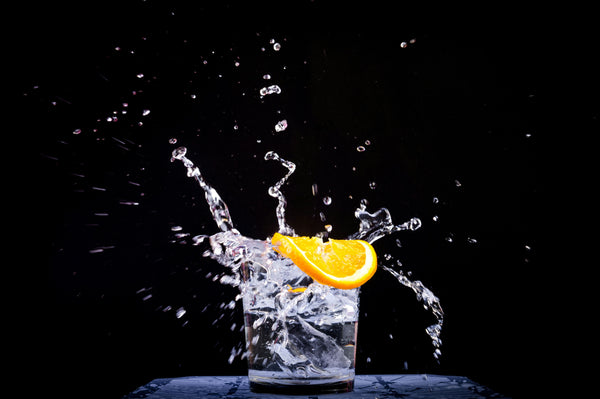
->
18, 2, 539, 398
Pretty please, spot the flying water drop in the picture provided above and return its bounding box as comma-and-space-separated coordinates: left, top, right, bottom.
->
259, 85, 281, 96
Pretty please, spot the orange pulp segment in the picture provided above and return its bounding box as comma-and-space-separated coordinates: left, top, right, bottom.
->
271, 232, 377, 290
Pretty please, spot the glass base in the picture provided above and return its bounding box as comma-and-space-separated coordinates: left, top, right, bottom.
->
248, 370, 354, 394
249, 379, 354, 395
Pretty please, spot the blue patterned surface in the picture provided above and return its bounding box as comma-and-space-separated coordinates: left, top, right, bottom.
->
124, 374, 509, 398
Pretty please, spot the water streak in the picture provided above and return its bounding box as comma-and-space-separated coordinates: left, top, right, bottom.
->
171, 146, 234, 232
264, 151, 296, 236
382, 266, 444, 359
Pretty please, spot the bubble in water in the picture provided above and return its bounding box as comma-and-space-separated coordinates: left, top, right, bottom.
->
274, 119, 288, 132
356, 146, 366, 152
169, 138, 177, 144
322, 196, 332, 205
273, 42, 281, 51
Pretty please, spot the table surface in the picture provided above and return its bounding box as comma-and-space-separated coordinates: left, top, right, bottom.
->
124, 374, 509, 398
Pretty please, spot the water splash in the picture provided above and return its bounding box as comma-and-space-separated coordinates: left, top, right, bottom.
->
381, 266, 443, 359
170, 146, 234, 232
350, 204, 422, 244
264, 151, 296, 236
171, 148, 443, 362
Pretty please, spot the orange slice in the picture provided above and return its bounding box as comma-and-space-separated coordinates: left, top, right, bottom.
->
271, 232, 377, 290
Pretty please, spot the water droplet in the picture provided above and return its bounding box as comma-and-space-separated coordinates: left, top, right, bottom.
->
467, 237, 478, 244
365, 139, 371, 145
171, 146, 187, 161
324, 224, 332, 232
369, 181, 377, 190
171, 225, 183, 232
176, 307, 186, 318
356, 146, 366, 152
262, 74, 271, 80
142, 109, 151, 116
234, 61, 240, 67
408, 218, 422, 231
433, 197, 439, 204
319, 212, 326, 222
264, 150, 278, 161
400, 41, 408, 48
136, 73, 144, 79
169, 138, 177, 144
432, 215, 439, 222
454, 179, 462, 187
273, 42, 281, 51
322, 196, 332, 205
274, 119, 288, 132
311, 183, 318, 196
395, 239, 402, 247
73, 128, 82, 135
259, 85, 281, 96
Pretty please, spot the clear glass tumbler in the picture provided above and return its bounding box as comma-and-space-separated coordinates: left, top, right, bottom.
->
240, 251, 359, 394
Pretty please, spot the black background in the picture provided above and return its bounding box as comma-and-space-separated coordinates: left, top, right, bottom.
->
17, 2, 540, 398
